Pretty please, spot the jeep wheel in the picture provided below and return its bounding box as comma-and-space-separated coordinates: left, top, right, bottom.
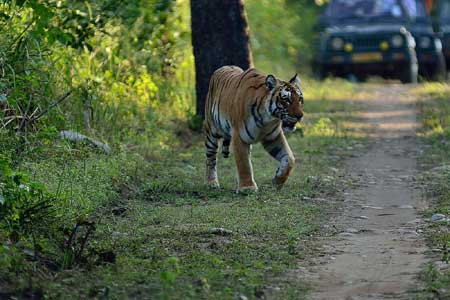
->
400, 63, 418, 84
429, 54, 447, 82
356, 74, 368, 82
313, 64, 327, 80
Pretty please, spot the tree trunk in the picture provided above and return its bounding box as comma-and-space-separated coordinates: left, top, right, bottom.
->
190, 0, 253, 118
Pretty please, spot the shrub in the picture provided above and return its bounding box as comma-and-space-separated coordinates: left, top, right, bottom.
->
0, 159, 56, 247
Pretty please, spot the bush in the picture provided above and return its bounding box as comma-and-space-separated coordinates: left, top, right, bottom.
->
0, 0, 194, 151
0, 159, 56, 247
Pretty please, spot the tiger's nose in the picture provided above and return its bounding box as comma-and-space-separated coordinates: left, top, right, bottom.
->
295, 113, 303, 121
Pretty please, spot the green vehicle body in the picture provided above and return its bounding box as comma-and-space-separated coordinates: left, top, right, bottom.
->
314, 0, 445, 82
433, 0, 450, 69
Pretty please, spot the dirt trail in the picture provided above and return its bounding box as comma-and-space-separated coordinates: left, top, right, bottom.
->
308, 85, 427, 300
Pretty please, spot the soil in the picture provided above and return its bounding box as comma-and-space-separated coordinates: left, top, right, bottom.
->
306, 84, 428, 300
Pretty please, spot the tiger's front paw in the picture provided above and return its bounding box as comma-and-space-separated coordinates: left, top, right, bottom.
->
237, 185, 258, 194
206, 179, 220, 189
272, 177, 286, 190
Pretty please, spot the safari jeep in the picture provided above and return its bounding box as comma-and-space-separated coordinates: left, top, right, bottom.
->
433, 0, 450, 70
313, 0, 446, 82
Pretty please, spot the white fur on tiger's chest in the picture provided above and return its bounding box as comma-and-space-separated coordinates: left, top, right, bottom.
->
240, 115, 279, 144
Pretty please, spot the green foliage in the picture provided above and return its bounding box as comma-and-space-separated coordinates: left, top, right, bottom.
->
0, 157, 59, 288
0, 0, 178, 50
1, 0, 194, 152
246, 0, 319, 76
160, 256, 181, 290
419, 264, 450, 299
0, 17, 60, 133
57, 0, 194, 145
0, 159, 56, 239
187, 113, 203, 131
309, 117, 337, 137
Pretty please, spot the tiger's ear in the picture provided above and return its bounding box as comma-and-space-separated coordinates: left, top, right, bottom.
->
289, 73, 301, 87
265, 75, 276, 91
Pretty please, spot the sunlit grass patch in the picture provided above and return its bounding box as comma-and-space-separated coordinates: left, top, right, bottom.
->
413, 82, 450, 98
304, 78, 356, 101
415, 82, 450, 139
415, 81, 450, 299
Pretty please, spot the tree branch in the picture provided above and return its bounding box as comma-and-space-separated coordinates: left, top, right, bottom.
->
6, 21, 35, 52
30, 91, 72, 123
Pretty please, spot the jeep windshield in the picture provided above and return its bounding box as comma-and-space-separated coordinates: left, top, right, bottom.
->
437, 0, 450, 22
323, 0, 428, 23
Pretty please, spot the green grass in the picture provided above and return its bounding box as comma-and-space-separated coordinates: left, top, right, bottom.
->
0, 79, 366, 299
414, 83, 450, 299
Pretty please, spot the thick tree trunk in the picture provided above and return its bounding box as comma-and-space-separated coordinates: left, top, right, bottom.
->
190, 0, 253, 118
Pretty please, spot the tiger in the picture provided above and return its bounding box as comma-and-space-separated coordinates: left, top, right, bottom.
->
203, 66, 304, 193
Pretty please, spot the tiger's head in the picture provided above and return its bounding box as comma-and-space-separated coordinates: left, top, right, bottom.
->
265, 73, 304, 133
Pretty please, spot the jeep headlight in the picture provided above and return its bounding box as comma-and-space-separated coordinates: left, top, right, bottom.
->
391, 35, 403, 48
419, 36, 431, 48
330, 37, 344, 50
435, 38, 442, 51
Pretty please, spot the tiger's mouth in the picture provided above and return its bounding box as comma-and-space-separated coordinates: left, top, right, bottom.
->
282, 119, 297, 133
281, 115, 303, 133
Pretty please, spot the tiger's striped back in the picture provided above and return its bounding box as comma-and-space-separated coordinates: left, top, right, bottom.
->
204, 66, 276, 143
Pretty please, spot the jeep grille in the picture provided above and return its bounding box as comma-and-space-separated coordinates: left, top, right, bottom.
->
350, 37, 384, 50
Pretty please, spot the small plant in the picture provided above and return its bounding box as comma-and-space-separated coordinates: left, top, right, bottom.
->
0, 159, 56, 247
309, 118, 337, 137
58, 219, 97, 268
160, 256, 181, 298
188, 113, 204, 132
0, 157, 61, 291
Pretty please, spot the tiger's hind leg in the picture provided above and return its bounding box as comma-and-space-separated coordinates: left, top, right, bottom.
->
262, 132, 296, 190
222, 137, 231, 158
204, 123, 221, 188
